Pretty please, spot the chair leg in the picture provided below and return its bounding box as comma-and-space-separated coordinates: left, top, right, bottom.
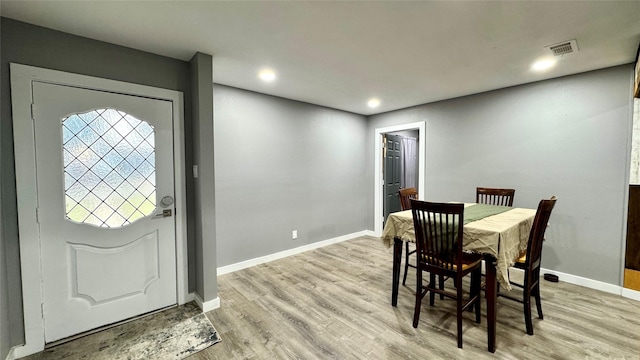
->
534, 283, 543, 320
456, 276, 463, 348
413, 269, 423, 328
473, 268, 481, 323
402, 242, 410, 286
466, 273, 475, 313
439, 275, 445, 300
429, 273, 436, 306
523, 276, 534, 335
534, 270, 544, 320
523, 296, 533, 335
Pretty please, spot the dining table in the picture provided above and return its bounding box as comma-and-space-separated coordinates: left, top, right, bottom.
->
381, 203, 536, 353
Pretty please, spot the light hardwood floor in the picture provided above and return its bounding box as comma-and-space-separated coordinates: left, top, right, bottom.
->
193, 236, 640, 360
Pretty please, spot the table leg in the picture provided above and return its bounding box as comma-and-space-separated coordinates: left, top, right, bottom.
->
392, 237, 402, 306
485, 256, 497, 353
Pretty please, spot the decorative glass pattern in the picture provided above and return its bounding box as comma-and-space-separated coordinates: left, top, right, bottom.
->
62, 109, 156, 228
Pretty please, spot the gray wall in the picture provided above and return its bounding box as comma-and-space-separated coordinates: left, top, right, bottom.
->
213, 85, 369, 267
190, 53, 218, 301
0, 169, 8, 360
368, 65, 635, 285
0, 18, 195, 349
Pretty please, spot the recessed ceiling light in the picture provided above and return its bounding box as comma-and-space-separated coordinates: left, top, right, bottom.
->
531, 58, 557, 72
258, 68, 276, 82
368, 98, 381, 108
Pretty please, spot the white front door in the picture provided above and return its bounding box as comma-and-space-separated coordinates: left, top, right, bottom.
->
32, 81, 178, 342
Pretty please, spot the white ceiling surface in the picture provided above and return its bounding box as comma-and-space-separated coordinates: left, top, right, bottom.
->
3, 1, 640, 115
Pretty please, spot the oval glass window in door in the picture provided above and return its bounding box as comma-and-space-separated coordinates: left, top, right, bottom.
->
62, 108, 156, 228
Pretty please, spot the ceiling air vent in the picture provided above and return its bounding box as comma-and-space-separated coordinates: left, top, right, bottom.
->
546, 39, 579, 56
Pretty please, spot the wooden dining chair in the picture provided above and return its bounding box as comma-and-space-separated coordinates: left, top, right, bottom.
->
399, 187, 418, 211
398, 187, 418, 285
410, 200, 483, 348
476, 187, 515, 206
498, 196, 557, 335
477, 187, 515, 289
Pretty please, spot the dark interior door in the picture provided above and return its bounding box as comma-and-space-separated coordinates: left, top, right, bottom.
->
383, 134, 402, 223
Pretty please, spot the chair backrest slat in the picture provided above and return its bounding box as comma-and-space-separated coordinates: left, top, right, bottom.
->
476, 187, 515, 207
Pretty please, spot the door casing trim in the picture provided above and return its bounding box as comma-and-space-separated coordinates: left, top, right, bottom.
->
10, 63, 188, 358
374, 121, 426, 236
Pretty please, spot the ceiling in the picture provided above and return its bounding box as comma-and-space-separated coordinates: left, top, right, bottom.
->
2, 1, 640, 115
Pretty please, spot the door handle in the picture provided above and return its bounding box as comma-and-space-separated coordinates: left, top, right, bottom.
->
154, 209, 172, 218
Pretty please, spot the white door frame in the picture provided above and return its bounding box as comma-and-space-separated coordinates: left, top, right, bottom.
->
10, 63, 189, 357
374, 121, 426, 236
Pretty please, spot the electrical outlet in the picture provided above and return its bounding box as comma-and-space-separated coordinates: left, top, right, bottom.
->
292, 230, 298, 239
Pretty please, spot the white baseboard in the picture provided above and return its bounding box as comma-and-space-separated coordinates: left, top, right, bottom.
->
5, 347, 16, 360
621, 287, 640, 301
540, 268, 620, 295
541, 268, 640, 301
193, 293, 220, 313
362, 230, 376, 237
217, 230, 373, 276
7, 342, 43, 360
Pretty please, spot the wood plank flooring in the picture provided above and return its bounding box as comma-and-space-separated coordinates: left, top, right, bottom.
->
192, 236, 640, 359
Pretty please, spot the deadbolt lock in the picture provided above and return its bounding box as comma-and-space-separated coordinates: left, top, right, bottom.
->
155, 209, 172, 218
